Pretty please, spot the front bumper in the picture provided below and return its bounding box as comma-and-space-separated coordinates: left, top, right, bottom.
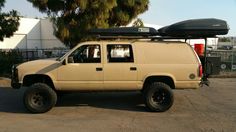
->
11, 81, 21, 89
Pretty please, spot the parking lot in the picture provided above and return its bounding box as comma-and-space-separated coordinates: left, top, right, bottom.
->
0, 78, 236, 132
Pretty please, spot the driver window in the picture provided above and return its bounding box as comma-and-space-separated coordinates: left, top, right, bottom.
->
68, 45, 101, 63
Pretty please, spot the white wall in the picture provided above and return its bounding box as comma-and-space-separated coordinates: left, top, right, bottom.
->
0, 35, 26, 49
0, 18, 41, 49
0, 18, 66, 49
40, 19, 65, 49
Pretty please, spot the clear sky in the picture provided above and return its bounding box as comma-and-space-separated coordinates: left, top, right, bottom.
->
2, 0, 236, 36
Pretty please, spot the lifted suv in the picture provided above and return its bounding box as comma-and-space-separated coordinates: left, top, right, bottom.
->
11, 19, 229, 113
12, 40, 202, 113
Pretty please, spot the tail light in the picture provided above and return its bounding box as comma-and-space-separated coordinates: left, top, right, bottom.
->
198, 64, 203, 77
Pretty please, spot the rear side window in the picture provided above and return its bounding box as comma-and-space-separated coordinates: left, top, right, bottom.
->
107, 44, 134, 63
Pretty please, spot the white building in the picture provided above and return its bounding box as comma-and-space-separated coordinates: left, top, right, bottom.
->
0, 18, 66, 49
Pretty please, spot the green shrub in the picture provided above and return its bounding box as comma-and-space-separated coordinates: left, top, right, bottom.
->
0, 50, 23, 77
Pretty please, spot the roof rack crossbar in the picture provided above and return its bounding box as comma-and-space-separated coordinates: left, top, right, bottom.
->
94, 35, 217, 40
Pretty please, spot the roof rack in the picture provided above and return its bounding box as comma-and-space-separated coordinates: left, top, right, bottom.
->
93, 35, 217, 41
89, 27, 159, 37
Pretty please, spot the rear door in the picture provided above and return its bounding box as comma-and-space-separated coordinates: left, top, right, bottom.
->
103, 43, 138, 90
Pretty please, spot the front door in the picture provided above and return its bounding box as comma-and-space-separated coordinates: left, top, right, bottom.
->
57, 44, 103, 90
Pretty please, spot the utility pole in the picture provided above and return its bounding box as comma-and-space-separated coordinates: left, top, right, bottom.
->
232, 37, 234, 71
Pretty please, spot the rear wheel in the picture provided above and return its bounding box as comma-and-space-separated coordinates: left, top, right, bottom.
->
24, 83, 57, 113
144, 82, 174, 112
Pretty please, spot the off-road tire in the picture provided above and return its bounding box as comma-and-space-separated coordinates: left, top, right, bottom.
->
23, 83, 57, 113
144, 82, 174, 112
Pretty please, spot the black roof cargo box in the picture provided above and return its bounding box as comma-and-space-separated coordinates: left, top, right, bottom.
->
89, 18, 229, 39
158, 18, 229, 37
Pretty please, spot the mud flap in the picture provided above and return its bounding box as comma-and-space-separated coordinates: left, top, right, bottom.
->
200, 75, 210, 87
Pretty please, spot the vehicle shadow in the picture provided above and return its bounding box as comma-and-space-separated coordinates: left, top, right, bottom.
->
0, 87, 146, 113
0, 87, 28, 113
56, 92, 147, 112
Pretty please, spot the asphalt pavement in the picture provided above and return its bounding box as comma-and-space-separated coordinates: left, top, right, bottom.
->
0, 78, 236, 132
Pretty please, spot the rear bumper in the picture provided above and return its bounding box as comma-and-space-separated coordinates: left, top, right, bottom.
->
175, 81, 201, 89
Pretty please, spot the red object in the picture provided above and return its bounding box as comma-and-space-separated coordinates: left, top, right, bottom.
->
198, 64, 203, 77
194, 44, 204, 56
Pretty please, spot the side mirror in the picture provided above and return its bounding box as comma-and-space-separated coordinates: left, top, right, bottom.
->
62, 59, 66, 65
68, 57, 74, 63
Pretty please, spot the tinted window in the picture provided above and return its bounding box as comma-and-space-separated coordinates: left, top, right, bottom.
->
107, 45, 134, 63
69, 45, 101, 63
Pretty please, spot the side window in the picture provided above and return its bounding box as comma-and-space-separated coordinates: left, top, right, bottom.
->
107, 44, 134, 63
69, 45, 101, 63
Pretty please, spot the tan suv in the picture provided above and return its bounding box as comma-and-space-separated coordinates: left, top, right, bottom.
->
11, 40, 202, 113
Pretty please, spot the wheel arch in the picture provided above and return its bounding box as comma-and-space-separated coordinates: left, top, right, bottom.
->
143, 75, 175, 90
23, 74, 55, 90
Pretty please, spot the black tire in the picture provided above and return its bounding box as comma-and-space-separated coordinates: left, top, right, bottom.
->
23, 83, 57, 113
144, 82, 174, 112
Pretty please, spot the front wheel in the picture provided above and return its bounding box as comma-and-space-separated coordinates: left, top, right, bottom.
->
23, 83, 57, 113
144, 82, 174, 112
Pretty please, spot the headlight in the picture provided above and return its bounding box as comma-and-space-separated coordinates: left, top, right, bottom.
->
11, 64, 18, 81
11, 64, 21, 89
12, 65, 15, 73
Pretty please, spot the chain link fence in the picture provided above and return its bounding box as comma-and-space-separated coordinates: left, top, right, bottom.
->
0, 48, 69, 61
207, 50, 236, 74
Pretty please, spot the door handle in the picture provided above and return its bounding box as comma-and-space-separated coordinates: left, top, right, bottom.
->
96, 67, 103, 71
130, 67, 137, 71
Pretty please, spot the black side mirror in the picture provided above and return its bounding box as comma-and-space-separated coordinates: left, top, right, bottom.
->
68, 57, 74, 63
62, 59, 66, 65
